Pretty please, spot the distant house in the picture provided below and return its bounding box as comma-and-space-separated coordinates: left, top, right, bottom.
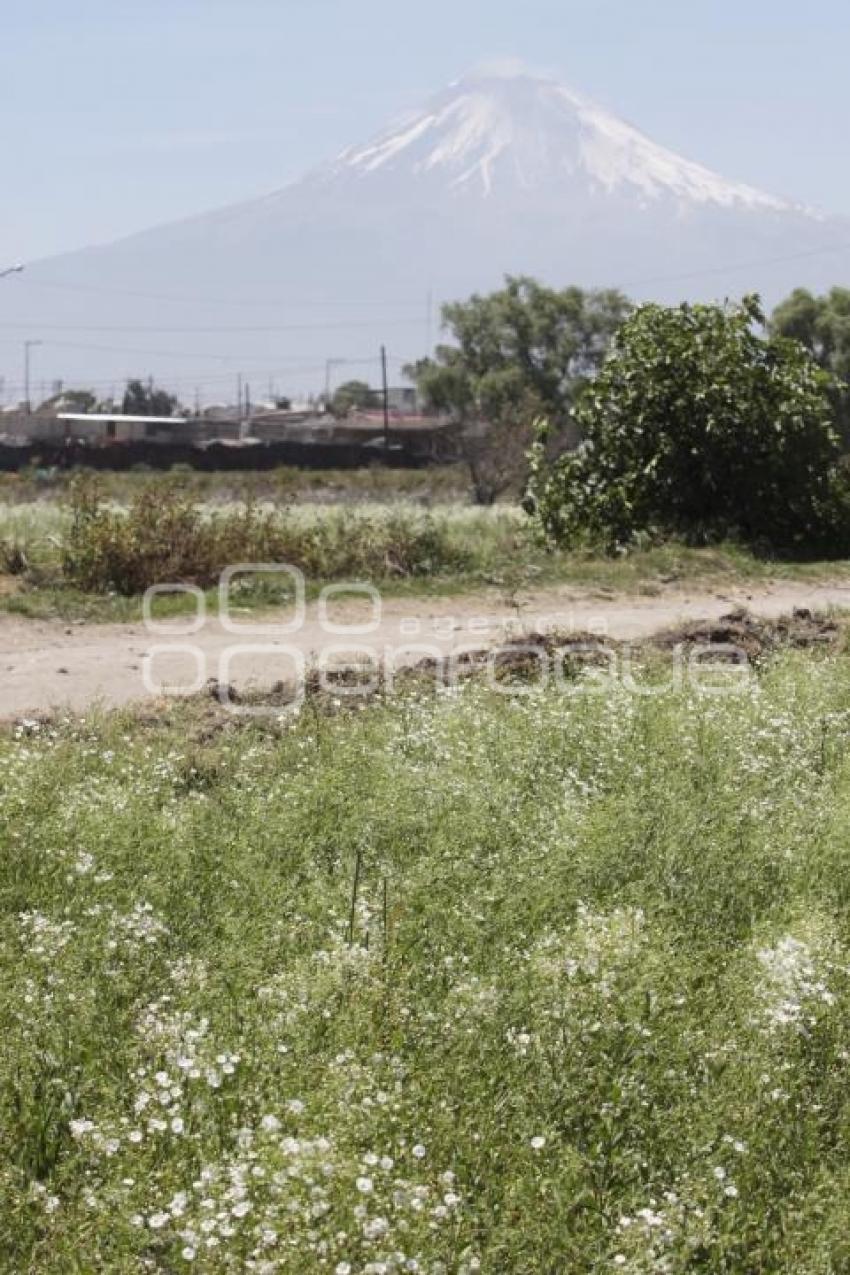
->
56, 413, 189, 443
384, 386, 418, 414
249, 411, 333, 443
356, 386, 419, 414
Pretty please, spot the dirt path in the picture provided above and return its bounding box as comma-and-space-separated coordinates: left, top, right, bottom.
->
3, 579, 850, 719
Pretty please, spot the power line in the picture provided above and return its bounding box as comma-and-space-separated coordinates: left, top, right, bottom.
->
0, 354, 418, 398
0, 337, 392, 366
18, 234, 850, 312
623, 237, 850, 291
22, 277, 430, 311
1, 366, 349, 390
0, 317, 427, 335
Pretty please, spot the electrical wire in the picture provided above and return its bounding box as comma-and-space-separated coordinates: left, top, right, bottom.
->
21, 277, 430, 311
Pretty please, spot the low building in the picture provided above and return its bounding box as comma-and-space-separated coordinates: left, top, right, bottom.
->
385, 386, 418, 414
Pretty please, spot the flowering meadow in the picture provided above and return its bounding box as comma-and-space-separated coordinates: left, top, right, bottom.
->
5, 646, 850, 1272
3, 489, 844, 627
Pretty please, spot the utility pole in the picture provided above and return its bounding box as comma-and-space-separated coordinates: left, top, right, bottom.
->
381, 344, 390, 455
324, 358, 345, 406
426, 289, 434, 354
23, 340, 42, 414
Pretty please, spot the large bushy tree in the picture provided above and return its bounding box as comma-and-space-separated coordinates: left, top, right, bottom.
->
771, 287, 850, 441
330, 380, 374, 418
123, 378, 181, 418
406, 276, 631, 502
410, 276, 631, 430
771, 287, 850, 379
526, 295, 848, 554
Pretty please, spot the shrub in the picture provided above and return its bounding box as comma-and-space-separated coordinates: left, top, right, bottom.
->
61, 480, 474, 594
62, 479, 263, 594
525, 295, 850, 555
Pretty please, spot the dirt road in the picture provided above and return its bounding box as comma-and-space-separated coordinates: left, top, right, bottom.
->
3, 579, 850, 719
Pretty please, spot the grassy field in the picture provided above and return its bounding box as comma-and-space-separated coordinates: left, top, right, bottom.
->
6, 640, 850, 1270
3, 489, 850, 624
0, 466, 472, 509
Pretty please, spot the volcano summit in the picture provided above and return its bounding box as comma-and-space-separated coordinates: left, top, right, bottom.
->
3, 68, 847, 391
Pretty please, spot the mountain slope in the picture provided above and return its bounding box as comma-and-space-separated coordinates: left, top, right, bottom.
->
332, 72, 796, 212
1, 68, 848, 399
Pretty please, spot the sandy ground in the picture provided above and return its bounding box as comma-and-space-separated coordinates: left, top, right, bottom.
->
3, 579, 850, 720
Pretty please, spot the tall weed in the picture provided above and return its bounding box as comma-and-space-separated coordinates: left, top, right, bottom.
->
61, 479, 474, 594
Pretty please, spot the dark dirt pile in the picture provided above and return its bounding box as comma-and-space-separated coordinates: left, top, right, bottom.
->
651, 607, 841, 660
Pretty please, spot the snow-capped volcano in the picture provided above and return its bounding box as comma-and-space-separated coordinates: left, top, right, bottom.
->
1, 67, 846, 394
334, 71, 796, 213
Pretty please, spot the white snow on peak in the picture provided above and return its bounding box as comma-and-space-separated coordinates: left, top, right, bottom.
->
334, 72, 800, 214
339, 113, 438, 174
420, 96, 516, 195
562, 88, 789, 211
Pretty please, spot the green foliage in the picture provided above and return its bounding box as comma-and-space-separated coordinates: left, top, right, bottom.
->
407, 276, 630, 503
771, 287, 850, 442
6, 648, 850, 1268
6, 482, 850, 622
122, 377, 181, 418
330, 380, 375, 418
771, 287, 850, 380
408, 275, 631, 432
0, 464, 472, 508
60, 480, 475, 594
527, 295, 849, 554
37, 387, 97, 414
62, 478, 268, 594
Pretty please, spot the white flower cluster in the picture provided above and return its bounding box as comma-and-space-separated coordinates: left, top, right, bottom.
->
18, 911, 76, 960
614, 1152, 745, 1272
106, 900, 169, 952
137, 1124, 464, 1271
756, 934, 838, 1031
533, 904, 647, 985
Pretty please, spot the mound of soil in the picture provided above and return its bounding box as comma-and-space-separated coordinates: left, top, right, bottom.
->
653, 607, 840, 660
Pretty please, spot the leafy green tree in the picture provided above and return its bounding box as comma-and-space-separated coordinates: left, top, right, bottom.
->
526, 295, 848, 554
38, 387, 96, 413
122, 378, 181, 417
771, 287, 850, 441
330, 380, 374, 418
62, 388, 97, 412
408, 276, 631, 432
771, 288, 850, 379
406, 276, 630, 502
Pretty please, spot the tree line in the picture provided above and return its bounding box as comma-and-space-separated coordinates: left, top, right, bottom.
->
407, 279, 850, 554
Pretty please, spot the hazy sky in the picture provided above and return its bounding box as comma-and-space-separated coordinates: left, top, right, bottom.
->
2, 0, 849, 261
